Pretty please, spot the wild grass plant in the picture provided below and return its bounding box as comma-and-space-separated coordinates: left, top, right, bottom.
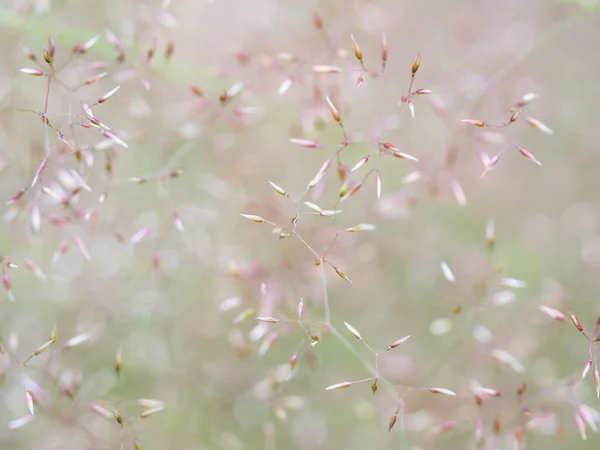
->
0, 1, 600, 449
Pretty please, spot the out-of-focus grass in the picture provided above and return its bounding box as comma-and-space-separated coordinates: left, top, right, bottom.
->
1, 1, 600, 449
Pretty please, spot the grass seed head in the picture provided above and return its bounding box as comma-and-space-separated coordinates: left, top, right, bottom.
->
350, 34, 363, 63
388, 409, 399, 432
412, 52, 420, 74
386, 335, 411, 350
325, 381, 352, 390
325, 96, 341, 123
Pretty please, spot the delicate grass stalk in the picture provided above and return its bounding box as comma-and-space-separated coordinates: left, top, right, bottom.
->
386, 335, 411, 351
23, 338, 56, 365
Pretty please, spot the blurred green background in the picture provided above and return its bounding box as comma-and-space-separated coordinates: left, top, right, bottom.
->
1, 0, 600, 449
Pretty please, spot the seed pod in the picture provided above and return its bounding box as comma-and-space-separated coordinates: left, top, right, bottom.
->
325, 381, 352, 390
165, 41, 175, 60
429, 387, 457, 396
25, 391, 34, 416
303, 202, 323, 214
582, 360, 592, 379
115, 347, 122, 376
20, 68, 45, 76
350, 34, 363, 64
312, 65, 341, 74
239, 214, 265, 223
268, 181, 289, 197
371, 379, 378, 394
568, 311, 584, 333
517, 146, 542, 166
526, 116, 554, 135
462, 119, 487, 127
74, 35, 100, 54
256, 316, 280, 324
539, 305, 565, 322
289, 138, 320, 148
388, 409, 399, 432
343, 322, 362, 340
381, 33, 388, 73
333, 266, 352, 283
98, 86, 120, 104
350, 156, 369, 172
412, 53, 420, 74
114, 409, 123, 425
325, 96, 341, 122
386, 335, 411, 350
313, 13, 324, 31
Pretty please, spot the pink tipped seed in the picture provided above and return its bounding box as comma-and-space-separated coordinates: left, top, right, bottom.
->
429, 387, 456, 396
278, 78, 293, 96
256, 316, 280, 324
23, 46, 37, 61
20, 68, 45, 76
386, 335, 411, 350
575, 411, 587, 440
539, 305, 565, 322
407, 99, 415, 118
333, 266, 352, 283
451, 179, 466, 207
346, 223, 376, 232
289, 138, 319, 148
140, 407, 164, 418
268, 181, 289, 197
75, 35, 100, 54
115, 347, 122, 375
376, 171, 382, 199
63, 333, 90, 349
356, 76, 364, 88
102, 131, 129, 148
129, 228, 149, 245
391, 151, 418, 162
313, 65, 342, 74
568, 311, 584, 333
582, 360, 592, 379
441, 262, 456, 284
165, 41, 175, 60
303, 201, 323, 214
325, 96, 341, 122
439, 421, 457, 432
517, 146, 542, 166
475, 419, 484, 443
343, 322, 362, 340
381, 33, 388, 73
350, 35, 363, 64
481, 153, 502, 177
289, 352, 298, 370
90, 403, 114, 419
388, 409, 398, 432
462, 119, 487, 127
526, 117, 554, 135
31, 158, 48, 188
98, 86, 120, 104
308, 159, 331, 189
25, 391, 34, 416
325, 381, 353, 390
412, 53, 420, 74
47, 36, 55, 58
595, 368, 600, 398
351, 156, 369, 172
